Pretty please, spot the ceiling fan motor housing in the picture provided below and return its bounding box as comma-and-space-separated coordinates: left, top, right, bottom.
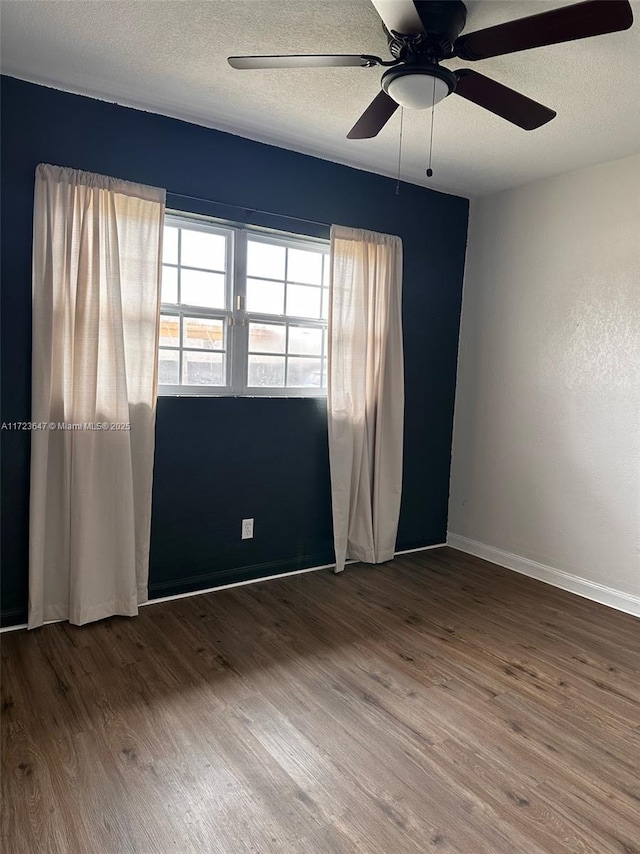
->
387, 0, 467, 60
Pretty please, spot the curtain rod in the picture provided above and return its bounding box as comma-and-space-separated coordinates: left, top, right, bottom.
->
166, 191, 330, 229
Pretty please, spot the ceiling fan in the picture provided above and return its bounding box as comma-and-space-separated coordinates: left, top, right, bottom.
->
228, 0, 633, 138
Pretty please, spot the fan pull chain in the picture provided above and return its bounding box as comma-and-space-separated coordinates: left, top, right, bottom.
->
426, 75, 436, 178
395, 107, 404, 195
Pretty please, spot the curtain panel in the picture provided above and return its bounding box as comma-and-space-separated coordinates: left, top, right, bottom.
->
328, 225, 404, 574
29, 164, 165, 628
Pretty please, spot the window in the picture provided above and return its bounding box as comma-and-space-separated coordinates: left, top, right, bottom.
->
159, 214, 329, 396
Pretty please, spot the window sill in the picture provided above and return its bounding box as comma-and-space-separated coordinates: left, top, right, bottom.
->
157, 390, 327, 400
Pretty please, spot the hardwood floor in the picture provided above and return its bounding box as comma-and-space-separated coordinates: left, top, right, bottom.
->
2, 547, 639, 853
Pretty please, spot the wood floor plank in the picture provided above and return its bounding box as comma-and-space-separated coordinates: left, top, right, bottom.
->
428, 737, 603, 854
2, 547, 639, 853
534, 780, 640, 854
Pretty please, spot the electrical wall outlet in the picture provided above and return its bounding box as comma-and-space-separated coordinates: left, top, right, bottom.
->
242, 518, 254, 540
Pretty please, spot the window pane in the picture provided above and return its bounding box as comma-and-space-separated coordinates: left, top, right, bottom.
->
184, 317, 224, 350
287, 284, 321, 319
181, 229, 226, 271
321, 286, 329, 320
288, 357, 322, 388
181, 269, 225, 309
159, 349, 179, 384
247, 240, 285, 280
183, 351, 225, 385
289, 325, 322, 356
248, 355, 285, 387
322, 357, 328, 388
287, 248, 322, 285
159, 314, 179, 347
249, 322, 286, 354
247, 278, 285, 315
323, 255, 330, 287
161, 266, 178, 304
163, 226, 179, 264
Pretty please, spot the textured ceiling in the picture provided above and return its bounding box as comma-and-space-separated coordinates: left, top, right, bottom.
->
1, 0, 639, 197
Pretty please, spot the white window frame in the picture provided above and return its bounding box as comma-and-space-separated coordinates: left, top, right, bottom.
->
158, 212, 329, 398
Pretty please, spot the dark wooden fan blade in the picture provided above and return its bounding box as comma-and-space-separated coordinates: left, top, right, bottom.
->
228, 55, 376, 70
456, 0, 633, 61
369, 0, 425, 35
454, 69, 556, 130
347, 91, 399, 139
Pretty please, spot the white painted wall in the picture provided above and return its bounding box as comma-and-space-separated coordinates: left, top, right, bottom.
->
449, 154, 640, 609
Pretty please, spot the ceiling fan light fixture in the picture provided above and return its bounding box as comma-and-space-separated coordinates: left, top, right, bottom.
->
381, 66, 456, 110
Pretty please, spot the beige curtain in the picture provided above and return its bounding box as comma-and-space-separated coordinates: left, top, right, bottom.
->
328, 225, 404, 574
29, 164, 165, 628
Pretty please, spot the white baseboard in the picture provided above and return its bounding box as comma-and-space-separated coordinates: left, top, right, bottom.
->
0, 542, 447, 633
447, 534, 640, 619
395, 543, 446, 556
147, 562, 334, 607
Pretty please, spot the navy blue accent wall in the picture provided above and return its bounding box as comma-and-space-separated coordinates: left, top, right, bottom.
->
0, 76, 468, 626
